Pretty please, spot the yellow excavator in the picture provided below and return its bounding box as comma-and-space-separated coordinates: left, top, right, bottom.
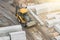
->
15, 6, 36, 27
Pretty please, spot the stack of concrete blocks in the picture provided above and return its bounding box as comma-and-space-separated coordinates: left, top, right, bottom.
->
0, 25, 26, 40
40, 3, 60, 40
27, 2, 60, 26
45, 12, 60, 40
28, 2, 60, 40
46, 12, 60, 28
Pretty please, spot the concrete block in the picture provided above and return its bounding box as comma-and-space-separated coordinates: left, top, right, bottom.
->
0, 36, 10, 40
0, 25, 22, 34
46, 19, 60, 27
46, 12, 60, 19
9, 31, 26, 40
54, 24, 60, 33
28, 8, 44, 25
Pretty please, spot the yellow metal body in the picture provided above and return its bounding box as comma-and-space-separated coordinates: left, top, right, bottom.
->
16, 8, 28, 23
16, 7, 36, 27
19, 8, 28, 14
16, 13, 26, 23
